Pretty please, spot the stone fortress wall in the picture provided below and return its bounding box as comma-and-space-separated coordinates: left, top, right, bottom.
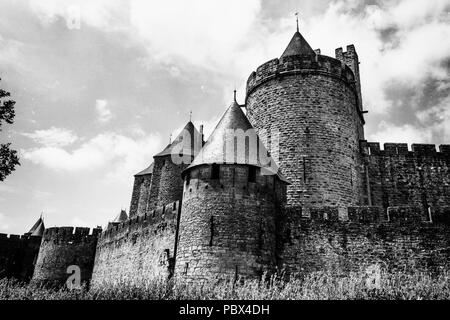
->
32, 227, 101, 285
0, 233, 42, 281
279, 205, 450, 277
91, 201, 181, 286
361, 142, 450, 210
1, 29, 449, 287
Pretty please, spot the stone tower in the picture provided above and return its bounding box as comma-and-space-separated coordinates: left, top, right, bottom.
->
129, 121, 203, 218
246, 29, 366, 211
175, 96, 288, 282
32, 227, 101, 286
129, 163, 154, 217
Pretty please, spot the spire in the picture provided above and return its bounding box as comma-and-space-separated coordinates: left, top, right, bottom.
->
113, 209, 128, 223
28, 216, 45, 237
184, 95, 289, 183
280, 16, 315, 58
154, 121, 203, 158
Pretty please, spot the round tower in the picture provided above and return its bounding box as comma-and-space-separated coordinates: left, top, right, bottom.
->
175, 97, 288, 283
32, 227, 101, 286
246, 30, 366, 210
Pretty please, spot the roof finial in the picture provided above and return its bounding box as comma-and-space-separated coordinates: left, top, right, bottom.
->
295, 12, 299, 32
189, 110, 192, 122
233, 89, 237, 102
169, 133, 172, 144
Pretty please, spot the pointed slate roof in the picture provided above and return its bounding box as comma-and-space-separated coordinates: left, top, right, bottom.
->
154, 121, 203, 158
135, 162, 154, 176
113, 210, 128, 223
281, 31, 315, 58
185, 98, 289, 183
28, 216, 45, 237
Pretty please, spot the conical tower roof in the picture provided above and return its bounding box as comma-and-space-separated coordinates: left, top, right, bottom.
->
281, 31, 315, 58
135, 162, 154, 176
185, 96, 288, 183
113, 210, 128, 223
154, 121, 202, 158
28, 216, 45, 237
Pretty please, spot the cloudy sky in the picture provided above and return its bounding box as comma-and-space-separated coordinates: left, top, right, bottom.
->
0, 0, 449, 234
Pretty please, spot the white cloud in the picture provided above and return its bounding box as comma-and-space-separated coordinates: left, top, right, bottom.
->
369, 121, 433, 145
23, 127, 78, 147
303, 0, 450, 114
129, 0, 262, 74
29, 0, 127, 30
21, 131, 162, 181
95, 99, 112, 123
370, 94, 450, 145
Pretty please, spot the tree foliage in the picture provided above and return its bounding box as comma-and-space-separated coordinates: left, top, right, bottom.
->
0, 77, 20, 181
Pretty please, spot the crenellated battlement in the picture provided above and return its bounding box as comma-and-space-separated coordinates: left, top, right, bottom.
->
91, 200, 181, 286
335, 45, 358, 61
0, 233, 23, 242
0, 232, 42, 243
42, 226, 102, 243
363, 142, 450, 157
246, 54, 356, 97
287, 206, 449, 225
99, 200, 181, 243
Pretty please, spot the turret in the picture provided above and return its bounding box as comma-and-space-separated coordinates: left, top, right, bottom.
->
32, 226, 102, 286
246, 28, 365, 211
175, 94, 288, 283
129, 121, 203, 218
129, 163, 154, 218
147, 121, 203, 211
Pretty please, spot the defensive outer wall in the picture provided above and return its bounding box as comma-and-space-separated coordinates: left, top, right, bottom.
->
0, 233, 42, 281
91, 201, 181, 286
32, 227, 101, 285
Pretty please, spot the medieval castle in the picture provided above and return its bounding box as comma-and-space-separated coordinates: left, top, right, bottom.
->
1, 28, 450, 286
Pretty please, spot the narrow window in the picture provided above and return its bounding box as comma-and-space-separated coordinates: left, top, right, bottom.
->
186, 171, 191, 186
211, 163, 220, 179
248, 166, 257, 183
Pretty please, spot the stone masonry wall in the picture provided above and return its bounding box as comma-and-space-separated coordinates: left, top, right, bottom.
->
362, 143, 450, 209
279, 206, 450, 278
146, 156, 186, 214
32, 227, 101, 285
135, 174, 153, 217
0, 233, 42, 282
157, 158, 187, 209
91, 201, 181, 287
246, 53, 364, 210
175, 164, 286, 283
129, 175, 153, 218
